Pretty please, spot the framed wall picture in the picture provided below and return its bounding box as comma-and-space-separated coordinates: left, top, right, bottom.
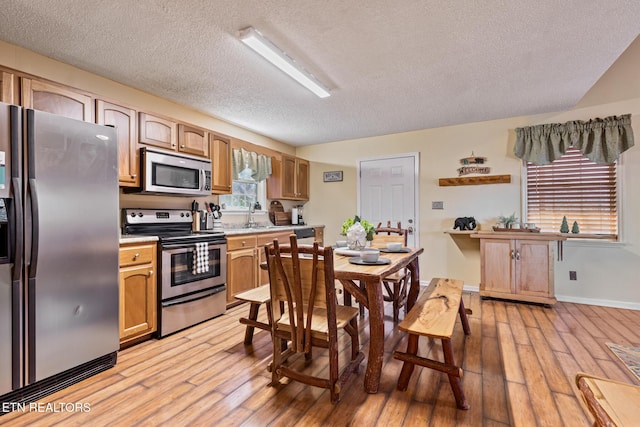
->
323, 171, 343, 182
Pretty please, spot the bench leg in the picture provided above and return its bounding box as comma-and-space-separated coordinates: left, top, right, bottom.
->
458, 299, 471, 336
442, 338, 469, 410
396, 334, 419, 391
244, 303, 261, 345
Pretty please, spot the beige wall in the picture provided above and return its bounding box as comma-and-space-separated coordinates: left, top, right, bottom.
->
298, 62, 640, 309
3, 38, 639, 307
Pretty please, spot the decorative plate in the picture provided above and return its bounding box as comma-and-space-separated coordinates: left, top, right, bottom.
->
349, 257, 391, 266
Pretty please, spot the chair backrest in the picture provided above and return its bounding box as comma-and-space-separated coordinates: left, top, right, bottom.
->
373, 221, 408, 247
264, 235, 337, 353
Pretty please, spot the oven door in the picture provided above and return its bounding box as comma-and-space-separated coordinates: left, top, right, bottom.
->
161, 241, 227, 300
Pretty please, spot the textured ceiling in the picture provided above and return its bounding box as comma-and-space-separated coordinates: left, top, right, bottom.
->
1, 1, 639, 146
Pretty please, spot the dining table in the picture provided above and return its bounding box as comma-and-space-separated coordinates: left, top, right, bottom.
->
333, 246, 424, 394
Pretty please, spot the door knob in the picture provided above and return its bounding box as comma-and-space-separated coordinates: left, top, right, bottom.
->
407, 226, 414, 234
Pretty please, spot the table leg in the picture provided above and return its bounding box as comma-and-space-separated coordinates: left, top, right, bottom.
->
364, 278, 385, 393
406, 257, 421, 311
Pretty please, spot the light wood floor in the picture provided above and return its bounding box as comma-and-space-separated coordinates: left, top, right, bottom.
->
3, 292, 639, 426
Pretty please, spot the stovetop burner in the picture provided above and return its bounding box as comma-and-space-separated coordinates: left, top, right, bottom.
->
121, 208, 225, 244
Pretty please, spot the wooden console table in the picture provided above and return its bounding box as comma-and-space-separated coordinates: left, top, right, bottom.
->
471, 231, 566, 305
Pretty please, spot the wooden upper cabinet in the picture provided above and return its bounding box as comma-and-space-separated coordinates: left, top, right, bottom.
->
139, 112, 177, 150
178, 123, 209, 157
210, 135, 232, 194
0, 71, 16, 103
21, 78, 93, 122
267, 154, 310, 201
96, 100, 139, 187
296, 158, 310, 200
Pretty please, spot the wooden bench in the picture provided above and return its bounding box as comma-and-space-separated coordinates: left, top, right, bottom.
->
576, 372, 640, 426
235, 284, 272, 345
393, 277, 471, 410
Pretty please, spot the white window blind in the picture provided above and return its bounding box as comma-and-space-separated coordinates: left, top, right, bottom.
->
526, 147, 618, 238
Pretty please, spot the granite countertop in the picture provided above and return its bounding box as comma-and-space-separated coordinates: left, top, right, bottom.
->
119, 225, 324, 242
119, 235, 160, 244
221, 224, 324, 236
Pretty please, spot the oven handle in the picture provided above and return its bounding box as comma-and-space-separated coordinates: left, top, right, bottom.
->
161, 286, 226, 307
162, 242, 226, 251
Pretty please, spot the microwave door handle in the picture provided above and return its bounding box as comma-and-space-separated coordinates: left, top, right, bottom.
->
200, 169, 206, 192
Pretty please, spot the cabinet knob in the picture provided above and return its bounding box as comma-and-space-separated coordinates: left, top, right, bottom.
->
149, 270, 154, 276
171, 143, 176, 147
510, 249, 515, 260
180, 144, 185, 148
131, 174, 137, 178
242, 241, 246, 246
515, 251, 521, 261
134, 253, 140, 259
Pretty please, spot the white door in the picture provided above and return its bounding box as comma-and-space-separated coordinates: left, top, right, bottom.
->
358, 153, 419, 247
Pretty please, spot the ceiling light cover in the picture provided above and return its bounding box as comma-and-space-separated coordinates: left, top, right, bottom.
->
239, 27, 330, 98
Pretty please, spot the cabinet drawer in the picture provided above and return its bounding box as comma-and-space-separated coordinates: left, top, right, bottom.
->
227, 235, 258, 251
257, 231, 293, 247
120, 244, 155, 267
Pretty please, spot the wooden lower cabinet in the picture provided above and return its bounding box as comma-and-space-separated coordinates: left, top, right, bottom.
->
474, 233, 564, 305
227, 246, 258, 304
119, 242, 157, 346
225, 231, 293, 305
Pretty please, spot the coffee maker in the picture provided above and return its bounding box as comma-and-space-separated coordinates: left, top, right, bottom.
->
291, 204, 304, 225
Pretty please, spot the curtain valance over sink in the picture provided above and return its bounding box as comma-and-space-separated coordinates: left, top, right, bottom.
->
514, 114, 634, 165
232, 148, 272, 181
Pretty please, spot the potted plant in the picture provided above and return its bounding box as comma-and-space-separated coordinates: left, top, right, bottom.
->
497, 212, 519, 229
341, 215, 375, 249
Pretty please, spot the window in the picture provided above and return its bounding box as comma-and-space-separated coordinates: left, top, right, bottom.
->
219, 180, 266, 210
525, 147, 618, 239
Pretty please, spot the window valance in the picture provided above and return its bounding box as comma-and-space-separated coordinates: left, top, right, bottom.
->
514, 114, 634, 165
232, 148, 272, 181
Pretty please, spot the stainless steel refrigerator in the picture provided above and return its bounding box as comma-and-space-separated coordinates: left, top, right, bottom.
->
0, 102, 119, 406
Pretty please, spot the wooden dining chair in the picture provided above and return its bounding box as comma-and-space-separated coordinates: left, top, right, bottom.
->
264, 235, 365, 403
372, 222, 409, 322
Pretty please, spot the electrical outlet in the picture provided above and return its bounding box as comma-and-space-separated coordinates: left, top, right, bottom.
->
569, 271, 577, 280
432, 201, 444, 210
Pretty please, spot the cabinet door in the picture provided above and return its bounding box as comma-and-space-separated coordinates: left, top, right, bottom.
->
211, 135, 232, 194
480, 239, 514, 295
227, 247, 258, 303
139, 112, 177, 150
281, 155, 297, 198
21, 78, 93, 121
515, 240, 552, 298
178, 124, 209, 157
96, 100, 139, 187
296, 158, 310, 200
0, 71, 15, 103
119, 265, 156, 342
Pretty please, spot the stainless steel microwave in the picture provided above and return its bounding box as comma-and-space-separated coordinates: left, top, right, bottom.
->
139, 147, 212, 196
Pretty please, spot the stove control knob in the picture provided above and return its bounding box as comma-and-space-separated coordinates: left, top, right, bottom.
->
137, 213, 143, 217
130, 212, 136, 217
180, 212, 185, 217
186, 212, 190, 217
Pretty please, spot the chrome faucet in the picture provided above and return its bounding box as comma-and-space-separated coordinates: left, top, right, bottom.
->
247, 201, 257, 228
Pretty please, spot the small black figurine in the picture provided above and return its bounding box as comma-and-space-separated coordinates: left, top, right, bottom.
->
453, 217, 477, 231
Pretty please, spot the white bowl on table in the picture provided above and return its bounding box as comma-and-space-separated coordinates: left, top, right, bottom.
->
360, 249, 380, 263
386, 242, 402, 251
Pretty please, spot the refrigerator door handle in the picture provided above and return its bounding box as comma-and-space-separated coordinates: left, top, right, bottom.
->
27, 178, 39, 279
10, 177, 23, 281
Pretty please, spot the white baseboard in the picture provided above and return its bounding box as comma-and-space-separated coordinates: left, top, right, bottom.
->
418, 281, 640, 310
556, 294, 640, 310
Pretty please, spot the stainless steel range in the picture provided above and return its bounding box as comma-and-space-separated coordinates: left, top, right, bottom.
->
122, 209, 227, 337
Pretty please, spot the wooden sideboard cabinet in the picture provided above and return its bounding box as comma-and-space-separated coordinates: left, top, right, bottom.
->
119, 242, 157, 346
472, 232, 565, 305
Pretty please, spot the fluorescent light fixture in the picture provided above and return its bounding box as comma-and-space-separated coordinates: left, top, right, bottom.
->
239, 27, 330, 98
